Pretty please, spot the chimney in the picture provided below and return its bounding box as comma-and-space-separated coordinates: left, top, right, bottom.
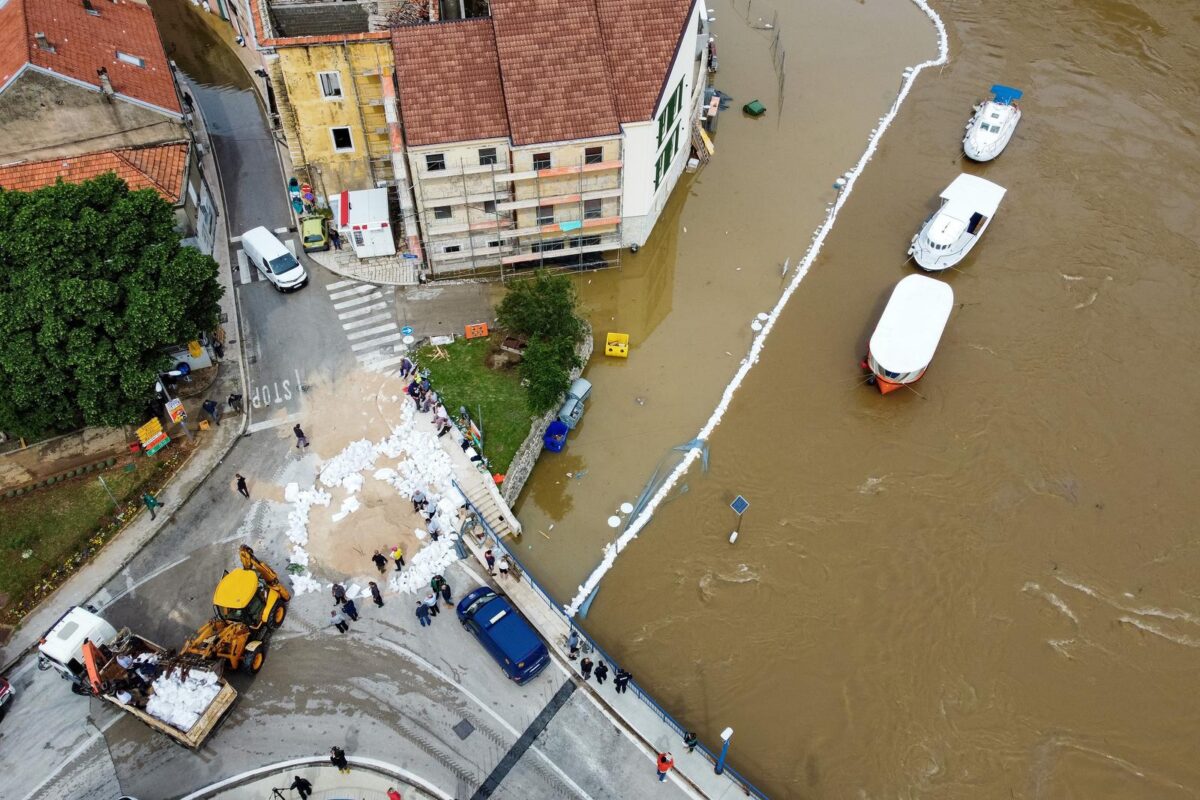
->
82, 0, 95, 12
34, 33, 55, 53
97, 67, 115, 98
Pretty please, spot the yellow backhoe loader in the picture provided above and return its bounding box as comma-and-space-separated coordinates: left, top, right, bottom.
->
181, 545, 291, 674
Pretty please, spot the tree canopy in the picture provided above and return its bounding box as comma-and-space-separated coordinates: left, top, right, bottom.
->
0, 173, 223, 438
496, 271, 585, 414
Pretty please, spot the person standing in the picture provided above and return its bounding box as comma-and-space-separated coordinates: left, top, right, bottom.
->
497, 554, 510, 579
202, 399, 221, 426
289, 775, 313, 799
400, 356, 414, 378
293, 423, 309, 449
330, 746, 350, 773
411, 489, 427, 513
614, 669, 632, 694
580, 657, 594, 681
341, 598, 359, 622
431, 574, 447, 596
423, 592, 440, 617
332, 583, 347, 604
141, 492, 163, 520
683, 731, 699, 753
329, 608, 349, 634
593, 661, 609, 685
566, 630, 581, 660
235, 473, 250, 498
330, 228, 343, 251
387, 788, 403, 800
484, 549, 496, 575
439, 580, 453, 606
426, 516, 442, 542
656, 752, 674, 783
371, 550, 388, 575
369, 581, 384, 608
227, 392, 243, 414
390, 545, 405, 571
415, 601, 432, 627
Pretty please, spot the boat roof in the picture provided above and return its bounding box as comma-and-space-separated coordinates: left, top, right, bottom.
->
939, 173, 1006, 217
990, 84, 1023, 104
870, 275, 954, 373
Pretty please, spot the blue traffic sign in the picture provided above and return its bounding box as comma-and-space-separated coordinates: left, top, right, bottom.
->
730, 495, 750, 515
401, 326, 414, 336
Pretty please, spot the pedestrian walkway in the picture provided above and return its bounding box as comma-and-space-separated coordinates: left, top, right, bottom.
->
326, 279, 409, 374
310, 248, 420, 286
181, 758, 442, 800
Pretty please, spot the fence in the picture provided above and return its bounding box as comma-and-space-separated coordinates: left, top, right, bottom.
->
453, 479, 769, 799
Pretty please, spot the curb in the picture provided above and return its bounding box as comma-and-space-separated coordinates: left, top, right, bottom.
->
178, 755, 453, 800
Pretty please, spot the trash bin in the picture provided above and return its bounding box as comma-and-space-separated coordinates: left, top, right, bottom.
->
543, 421, 569, 453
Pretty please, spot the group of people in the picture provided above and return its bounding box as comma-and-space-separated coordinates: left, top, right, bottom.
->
566, 629, 632, 692
328, 581, 379, 633
283, 750, 404, 799
108, 650, 163, 709
415, 573, 454, 627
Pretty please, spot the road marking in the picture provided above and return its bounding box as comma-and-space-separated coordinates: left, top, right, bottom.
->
351, 333, 403, 351
19, 715, 122, 800
337, 301, 388, 320
346, 322, 398, 340
247, 413, 303, 433
360, 354, 408, 372
273, 226, 290, 235
327, 279, 359, 291
341, 312, 392, 331
470, 682, 578, 800
329, 284, 377, 301
236, 249, 254, 285
229, 235, 243, 244
283, 239, 297, 257
93, 556, 190, 610
333, 291, 384, 310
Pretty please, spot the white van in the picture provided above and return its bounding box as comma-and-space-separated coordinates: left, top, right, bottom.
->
241, 226, 308, 291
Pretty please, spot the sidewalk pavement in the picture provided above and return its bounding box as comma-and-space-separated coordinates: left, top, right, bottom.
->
181, 758, 440, 800
0, 86, 248, 673
435, 412, 757, 800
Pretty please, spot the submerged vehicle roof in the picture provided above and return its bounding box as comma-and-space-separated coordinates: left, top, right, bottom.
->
870, 275, 954, 373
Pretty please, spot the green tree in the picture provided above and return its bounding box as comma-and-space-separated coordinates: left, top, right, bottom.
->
521, 335, 582, 414
0, 174, 223, 438
496, 270, 583, 342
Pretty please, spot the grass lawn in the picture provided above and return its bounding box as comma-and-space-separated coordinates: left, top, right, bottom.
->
0, 458, 158, 622
418, 337, 532, 475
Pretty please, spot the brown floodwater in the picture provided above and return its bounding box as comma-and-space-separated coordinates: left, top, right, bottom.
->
522, 0, 1200, 797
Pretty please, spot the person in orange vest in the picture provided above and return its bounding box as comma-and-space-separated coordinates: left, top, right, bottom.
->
656, 752, 674, 782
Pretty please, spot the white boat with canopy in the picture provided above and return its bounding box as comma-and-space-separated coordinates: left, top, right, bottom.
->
865, 275, 954, 395
908, 174, 1006, 271
964, 84, 1022, 161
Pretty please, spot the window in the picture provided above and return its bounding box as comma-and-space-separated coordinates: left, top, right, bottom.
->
585, 146, 603, 165
318, 72, 343, 99
116, 51, 145, 68
536, 205, 554, 225
444, 245, 462, 254
584, 198, 602, 219
532, 239, 564, 253
533, 152, 551, 170
433, 206, 452, 220
581, 235, 601, 247
487, 240, 501, 248
331, 127, 353, 152
656, 78, 685, 149
482, 200, 497, 214
478, 147, 498, 166
425, 153, 446, 171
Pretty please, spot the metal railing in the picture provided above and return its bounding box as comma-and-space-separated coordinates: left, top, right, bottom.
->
452, 479, 769, 799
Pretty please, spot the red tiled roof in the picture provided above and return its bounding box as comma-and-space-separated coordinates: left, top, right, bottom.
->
0, 0, 180, 114
0, 142, 190, 203
489, 0, 621, 145
392, 20, 510, 147
595, 0, 696, 122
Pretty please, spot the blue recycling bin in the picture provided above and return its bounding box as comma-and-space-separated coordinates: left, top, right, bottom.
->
543, 421, 569, 453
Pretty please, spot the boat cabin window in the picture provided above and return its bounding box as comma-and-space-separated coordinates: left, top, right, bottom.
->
989, 111, 1000, 119
967, 212, 986, 234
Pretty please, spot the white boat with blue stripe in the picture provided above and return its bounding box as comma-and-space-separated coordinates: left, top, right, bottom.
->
964, 84, 1022, 162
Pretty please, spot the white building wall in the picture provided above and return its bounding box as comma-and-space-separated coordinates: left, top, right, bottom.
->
620, 0, 707, 248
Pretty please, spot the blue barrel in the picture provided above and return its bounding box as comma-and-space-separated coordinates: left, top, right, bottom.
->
543, 420, 569, 453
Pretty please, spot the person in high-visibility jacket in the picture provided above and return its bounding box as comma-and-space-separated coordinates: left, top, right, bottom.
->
656, 752, 674, 782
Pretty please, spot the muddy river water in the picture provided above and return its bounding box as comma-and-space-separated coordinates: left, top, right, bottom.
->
519, 0, 1200, 797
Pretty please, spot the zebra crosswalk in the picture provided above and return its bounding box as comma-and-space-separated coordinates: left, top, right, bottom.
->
327, 279, 409, 374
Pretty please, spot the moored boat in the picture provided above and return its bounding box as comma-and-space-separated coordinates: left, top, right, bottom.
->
907, 174, 1006, 271
964, 84, 1022, 161
864, 275, 954, 395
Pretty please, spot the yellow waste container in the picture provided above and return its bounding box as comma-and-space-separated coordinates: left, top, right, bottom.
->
605, 332, 630, 358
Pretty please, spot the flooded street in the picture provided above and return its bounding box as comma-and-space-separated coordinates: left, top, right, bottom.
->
570, 0, 1200, 797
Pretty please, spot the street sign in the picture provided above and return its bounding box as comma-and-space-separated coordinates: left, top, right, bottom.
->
401, 326, 414, 336
730, 495, 750, 515
166, 398, 186, 423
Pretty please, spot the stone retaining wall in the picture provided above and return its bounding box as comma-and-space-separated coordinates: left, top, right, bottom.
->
501, 324, 593, 505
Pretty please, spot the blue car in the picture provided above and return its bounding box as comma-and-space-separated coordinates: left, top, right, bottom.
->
457, 587, 550, 684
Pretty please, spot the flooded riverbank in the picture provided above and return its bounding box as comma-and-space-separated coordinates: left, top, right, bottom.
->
515, 0, 937, 600
578, 0, 1200, 796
